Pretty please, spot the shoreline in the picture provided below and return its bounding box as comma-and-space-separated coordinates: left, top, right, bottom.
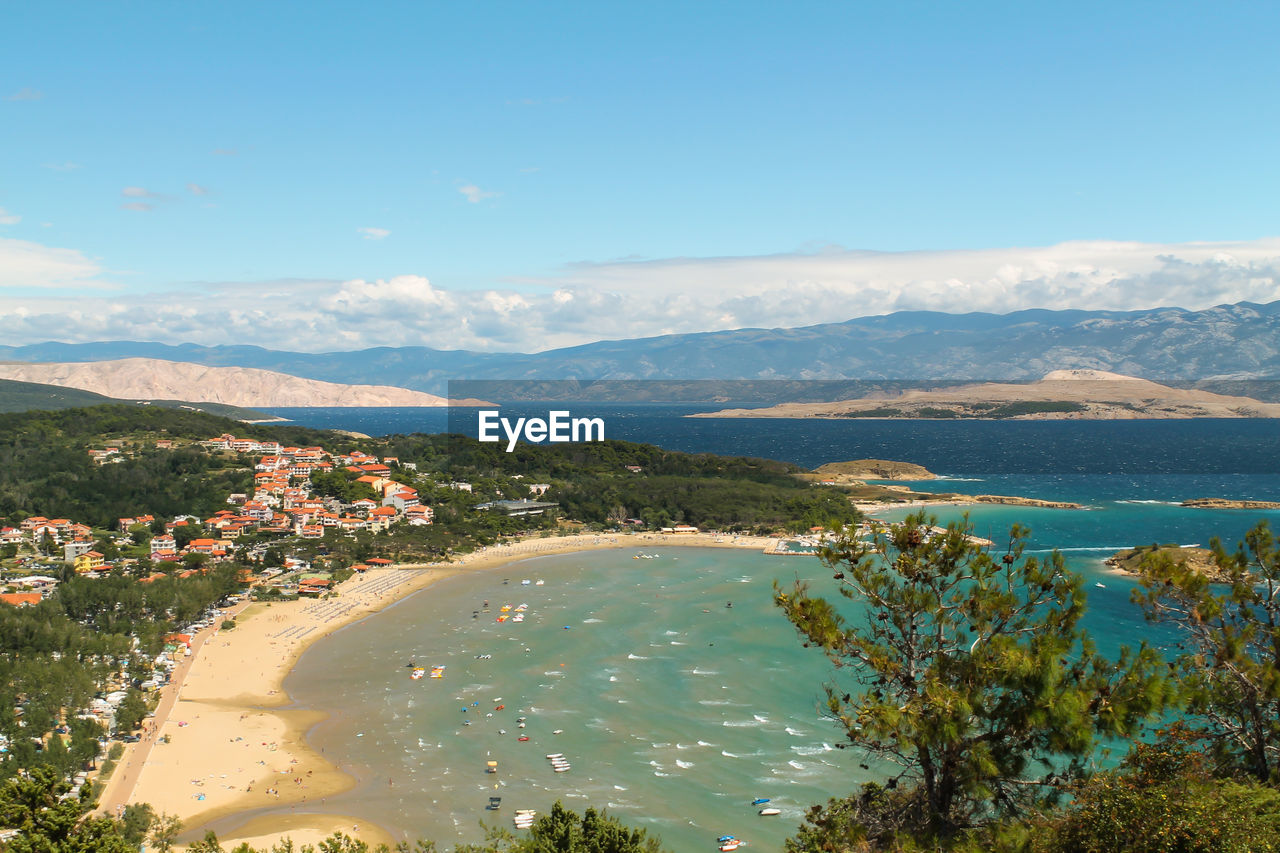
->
117, 531, 774, 850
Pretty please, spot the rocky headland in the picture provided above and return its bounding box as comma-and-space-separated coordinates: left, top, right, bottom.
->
0, 358, 492, 408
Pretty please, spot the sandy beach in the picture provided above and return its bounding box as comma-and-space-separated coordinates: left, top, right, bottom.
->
108, 531, 774, 850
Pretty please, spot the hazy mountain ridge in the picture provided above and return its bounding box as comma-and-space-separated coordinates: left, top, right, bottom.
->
2, 300, 1278, 396
0, 359, 462, 407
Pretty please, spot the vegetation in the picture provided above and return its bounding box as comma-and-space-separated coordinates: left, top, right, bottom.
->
5, 406, 1280, 850
775, 513, 1172, 846
1133, 520, 1280, 782
1035, 726, 1280, 853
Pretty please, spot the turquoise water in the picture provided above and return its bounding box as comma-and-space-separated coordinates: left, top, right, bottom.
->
257, 487, 1280, 852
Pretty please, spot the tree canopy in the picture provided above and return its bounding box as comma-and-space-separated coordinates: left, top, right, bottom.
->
775, 512, 1172, 844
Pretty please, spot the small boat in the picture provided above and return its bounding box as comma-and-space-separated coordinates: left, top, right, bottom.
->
518, 735, 530, 742
1095, 582, 1106, 588
552, 729, 564, 735
485, 760, 498, 773
717, 837, 735, 843
535, 579, 544, 585
546, 753, 563, 759
429, 666, 445, 678
553, 764, 570, 772
521, 579, 531, 585
410, 667, 425, 680
495, 704, 505, 711
486, 796, 502, 811
751, 799, 770, 805
758, 808, 781, 816
719, 842, 741, 852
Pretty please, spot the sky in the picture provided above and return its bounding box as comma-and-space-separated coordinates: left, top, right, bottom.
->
3, 1, 1280, 353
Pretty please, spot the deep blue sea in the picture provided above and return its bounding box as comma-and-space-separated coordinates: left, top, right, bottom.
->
248, 408, 1280, 851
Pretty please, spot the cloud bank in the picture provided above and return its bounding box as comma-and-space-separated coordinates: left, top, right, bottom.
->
3, 238, 1280, 352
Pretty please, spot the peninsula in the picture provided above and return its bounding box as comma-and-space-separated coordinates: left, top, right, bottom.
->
0, 358, 491, 408
691, 370, 1280, 420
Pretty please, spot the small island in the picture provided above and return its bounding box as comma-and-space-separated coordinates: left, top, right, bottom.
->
801, 459, 1082, 510
1105, 544, 1229, 583
1181, 498, 1280, 510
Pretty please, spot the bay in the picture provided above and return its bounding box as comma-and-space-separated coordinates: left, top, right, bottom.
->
252, 408, 1280, 850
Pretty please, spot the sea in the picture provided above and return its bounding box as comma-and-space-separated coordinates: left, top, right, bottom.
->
238, 407, 1280, 851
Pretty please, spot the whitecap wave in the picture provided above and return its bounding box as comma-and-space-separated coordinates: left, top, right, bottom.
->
676, 759, 694, 769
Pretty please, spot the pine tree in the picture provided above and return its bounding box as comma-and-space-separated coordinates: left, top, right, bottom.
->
1133, 519, 1280, 782
775, 512, 1171, 843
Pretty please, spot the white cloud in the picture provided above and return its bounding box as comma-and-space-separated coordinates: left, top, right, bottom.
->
122, 186, 159, 198
1, 238, 1280, 351
187, 183, 209, 196
0, 208, 20, 225
458, 183, 500, 204
5, 87, 42, 101
357, 226, 390, 241
0, 237, 104, 289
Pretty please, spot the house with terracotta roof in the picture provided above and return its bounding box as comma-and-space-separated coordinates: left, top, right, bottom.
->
187, 538, 219, 555
0, 592, 42, 607
405, 505, 434, 525
73, 551, 105, 574
386, 488, 419, 511
367, 506, 397, 532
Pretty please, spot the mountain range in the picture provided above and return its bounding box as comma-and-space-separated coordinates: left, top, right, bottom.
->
2, 299, 1278, 400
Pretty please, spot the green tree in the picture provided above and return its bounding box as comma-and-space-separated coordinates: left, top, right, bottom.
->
1133, 520, 1280, 782
119, 802, 156, 847
0, 766, 134, 853
775, 513, 1171, 844
114, 688, 149, 733
149, 812, 184, 853
1038, 726, 1280, 852
127, 523, 152, 546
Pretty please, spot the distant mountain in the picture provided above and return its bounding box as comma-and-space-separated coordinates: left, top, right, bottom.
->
0, 359, 483, 408
2, 299, 1279, 398
0, 377, 272, 420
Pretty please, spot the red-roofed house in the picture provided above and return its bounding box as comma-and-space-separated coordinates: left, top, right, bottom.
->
0, 592, 42, 607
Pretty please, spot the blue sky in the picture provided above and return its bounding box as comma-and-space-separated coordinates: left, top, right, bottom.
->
3, 1, 1280, 351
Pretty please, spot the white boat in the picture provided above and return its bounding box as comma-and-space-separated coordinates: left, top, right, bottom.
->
759, 807, 781, 816
546, 753, 563, 759
553, 764, 571, 772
